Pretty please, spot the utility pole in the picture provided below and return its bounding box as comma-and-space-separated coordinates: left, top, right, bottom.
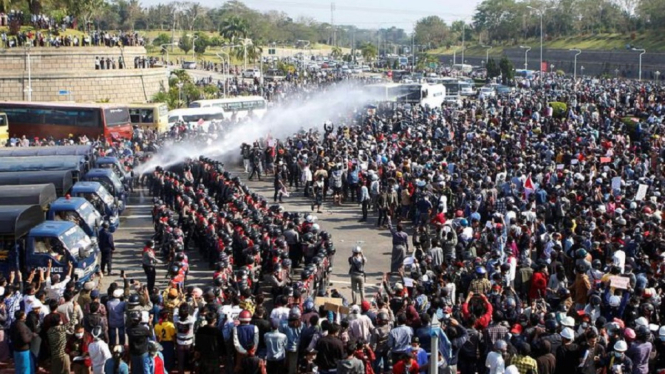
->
331, 3, 336, 47
411, 33, 415, 70
171, 9, 176, 52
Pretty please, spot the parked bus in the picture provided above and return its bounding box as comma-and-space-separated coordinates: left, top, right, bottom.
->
0, 112, 8, 146
188, 96, 268, 119
167, 107, 225, 131
128, 103, 169, 133
365, 83, 408, 102
397, 83, 446, 108
0, 102, 132, 141
428, 77, 462, 105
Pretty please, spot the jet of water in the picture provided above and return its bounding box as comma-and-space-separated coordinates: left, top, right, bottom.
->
137, 81, 374, 174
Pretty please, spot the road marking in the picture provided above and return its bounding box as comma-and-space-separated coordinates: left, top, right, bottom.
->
115, 226, 154, 231
122, 215, 153, 219
129, 205, 154, 208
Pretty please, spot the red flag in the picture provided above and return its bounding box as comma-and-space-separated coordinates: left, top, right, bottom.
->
525, 174, 535, 190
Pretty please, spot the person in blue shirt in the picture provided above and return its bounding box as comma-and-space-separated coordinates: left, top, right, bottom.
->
410, 336, 429, 373
104, 345, 129, 374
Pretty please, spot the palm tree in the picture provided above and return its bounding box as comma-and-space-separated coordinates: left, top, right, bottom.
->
239, 43, 263, 63
220, 15, 249, 43
331, 46, 342, 59
360, 43, 378, 62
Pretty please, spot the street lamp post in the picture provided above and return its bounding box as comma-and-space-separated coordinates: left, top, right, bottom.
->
569, 48, 581, 80
216, 51, 230, 97
191, 35, 199, 60
520, 45, 531, 70
24, 44, 32, 102
176, 82, 184, 108
461, 22, 465, 68
527, 6, 554, 73
160, 43, 177, 66
483, 45, 493, 66
632, 48, 646, 81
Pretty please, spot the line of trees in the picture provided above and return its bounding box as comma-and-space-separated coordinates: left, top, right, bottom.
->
413, 0, 665, 50
0, 0, 411, 55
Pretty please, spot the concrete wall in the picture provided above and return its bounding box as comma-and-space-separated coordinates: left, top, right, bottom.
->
0, 46, 168, 102
441, 48, 665, 79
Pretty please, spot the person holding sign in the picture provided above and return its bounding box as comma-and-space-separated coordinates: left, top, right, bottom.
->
348, 246, 366, 305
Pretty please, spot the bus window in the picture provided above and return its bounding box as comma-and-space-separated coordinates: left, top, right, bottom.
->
129, 109, 142, 124
140, 109, 154, 123
104, 108, 131, 127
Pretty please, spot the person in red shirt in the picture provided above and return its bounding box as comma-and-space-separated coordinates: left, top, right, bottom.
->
149, 340, 167, 374
529, 263, 549, 302
392, 352, 420, 374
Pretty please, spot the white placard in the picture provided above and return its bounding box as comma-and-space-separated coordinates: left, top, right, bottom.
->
636, 184, 648, 201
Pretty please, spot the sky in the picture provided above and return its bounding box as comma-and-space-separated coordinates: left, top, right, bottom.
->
141, 0, 482, 32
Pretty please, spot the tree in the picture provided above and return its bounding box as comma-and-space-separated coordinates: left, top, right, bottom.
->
331, 46, 342, 59
473, 0, 522, 42
178, 34, 193, 55
63, 0, 105, 27
486, 57, 501, 78
499, 56, 514, 84
220, 15, 249, 42
193, 33, 209, 54
152, 33, 171, 47
414, 16, 449, 48
360, 43, 377, 62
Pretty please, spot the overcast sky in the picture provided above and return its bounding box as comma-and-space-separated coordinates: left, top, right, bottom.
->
141, 0, 481, 31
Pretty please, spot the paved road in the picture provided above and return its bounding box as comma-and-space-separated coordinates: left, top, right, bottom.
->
237, 167, 394, 301
97, 186, 213, 293
100, 165, 395, 302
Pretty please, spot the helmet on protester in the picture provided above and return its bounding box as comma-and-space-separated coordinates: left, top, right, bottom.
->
614, 340, 628, 352
560, 327, 574, 340
128, 294, 140, 306
239, 310, 252, 322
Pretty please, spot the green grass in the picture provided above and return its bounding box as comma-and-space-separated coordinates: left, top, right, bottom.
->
428, 32, 665, 57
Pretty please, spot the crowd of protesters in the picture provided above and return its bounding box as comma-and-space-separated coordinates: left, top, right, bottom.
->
225, 72, 665, 374
1, 28, 144, 49
4, 68, 665, 374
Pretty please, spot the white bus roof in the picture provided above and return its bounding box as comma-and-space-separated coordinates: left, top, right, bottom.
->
168, 107, 225, 116
191, 96, 266, 105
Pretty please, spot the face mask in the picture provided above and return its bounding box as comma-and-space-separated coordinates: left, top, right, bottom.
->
75, 333, 84, 339
614, 352, 622, 358
660, 336, 665, 342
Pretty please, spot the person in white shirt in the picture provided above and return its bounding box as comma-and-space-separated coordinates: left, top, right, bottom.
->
44, 260, 72, 303
486, 339, 507, 374
88, 326, 112, 374
347, 305, 374, 343
613, 248, 626, 274
269, 296, 291, 328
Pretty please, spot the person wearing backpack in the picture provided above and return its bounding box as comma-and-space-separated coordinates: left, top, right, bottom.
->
349, 246, 367, 305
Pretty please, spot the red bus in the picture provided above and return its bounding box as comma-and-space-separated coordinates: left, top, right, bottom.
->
0, 102, 133, 142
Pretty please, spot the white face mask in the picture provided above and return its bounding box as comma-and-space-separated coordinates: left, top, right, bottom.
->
75, 333, 84, 339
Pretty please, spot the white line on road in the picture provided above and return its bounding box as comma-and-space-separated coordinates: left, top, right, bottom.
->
129, 205, 154, 208
115, 226, 154, 230
122, 215, 153, 219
